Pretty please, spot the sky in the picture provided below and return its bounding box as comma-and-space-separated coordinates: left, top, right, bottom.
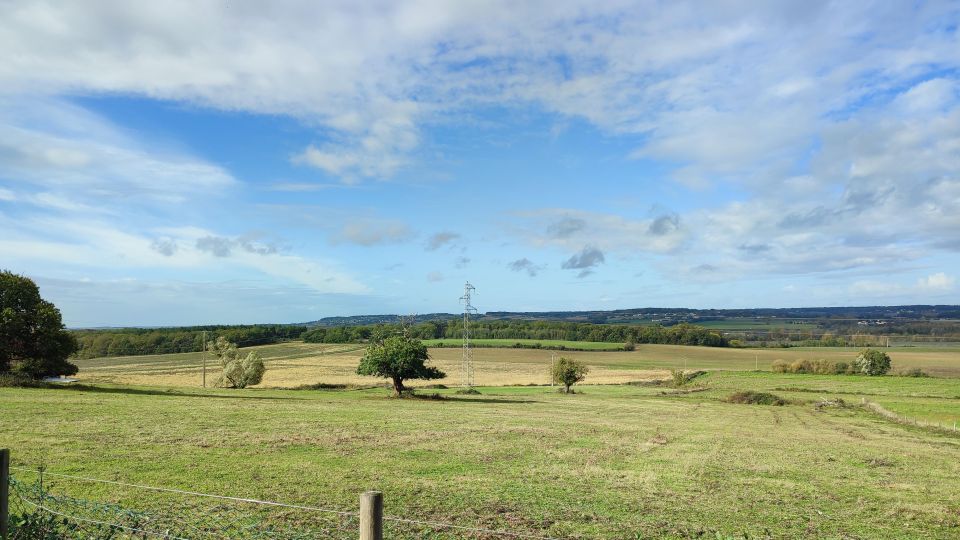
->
1, 1, 959, 327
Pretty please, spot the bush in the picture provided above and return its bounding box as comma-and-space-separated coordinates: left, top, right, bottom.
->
551, 357, 589, 394
855, 349, 891, 376
789, 359, 813, 374
771, 359, 789, 373
810, 359, 832, 374
0, 373, 48, 388
728, 391, 786, 406
898, 367, 929, 378
208, 336, 266, 389
623, 339, 636, 351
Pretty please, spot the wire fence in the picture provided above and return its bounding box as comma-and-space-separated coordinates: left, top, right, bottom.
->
4, 464, 562, 540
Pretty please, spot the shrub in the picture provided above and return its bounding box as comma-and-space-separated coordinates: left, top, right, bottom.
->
208, 336, 266, 389
855, 349, 891, 376
811, 359, 835, 375
898, 367, 929, 378
551, 357, 589, 394
623, 339, 636, 351
771, 359, 789, 373
833, 361, 851, 374
728, 391, 786, 406
789, 359, 813, 374
0, 373, 48, 388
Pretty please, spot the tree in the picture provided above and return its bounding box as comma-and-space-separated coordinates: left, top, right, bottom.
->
357, 334, 444, 395
0, 270, 78, 379
855, 348, 891, 376
208, 336, 265, 388
551, 357, 589, 393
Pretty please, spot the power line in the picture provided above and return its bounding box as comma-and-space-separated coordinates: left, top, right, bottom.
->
459, 281, 478, 388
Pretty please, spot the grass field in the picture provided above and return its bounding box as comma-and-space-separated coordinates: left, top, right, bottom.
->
695, 319, 818, 331
3, 376, 960, 539
70, 341, 960, 388
423, 338, 626, 350
9, 342, 959, 538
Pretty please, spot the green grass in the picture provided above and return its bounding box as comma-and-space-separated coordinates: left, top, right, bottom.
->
3, 372, 960, 538
423, 338, 626, 350
696, 318, 818, 330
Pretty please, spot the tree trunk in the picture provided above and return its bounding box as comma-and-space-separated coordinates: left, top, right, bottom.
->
564, 384, 571, 394
392, 377, 405, 396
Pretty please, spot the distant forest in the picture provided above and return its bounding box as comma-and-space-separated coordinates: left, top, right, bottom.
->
72, 325, 305, 359
71, 304, 960, 359
301, 320, 728, 347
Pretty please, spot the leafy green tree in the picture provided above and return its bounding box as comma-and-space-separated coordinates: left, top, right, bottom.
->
551, 357, 589, 393
357, 334, 444, 395
208, 336, 265, 388
855, 348, 891, 376
0, 270, 78, 379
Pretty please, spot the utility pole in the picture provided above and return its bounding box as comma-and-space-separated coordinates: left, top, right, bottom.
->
459, 282, 478, 388
202, 331, 207, 388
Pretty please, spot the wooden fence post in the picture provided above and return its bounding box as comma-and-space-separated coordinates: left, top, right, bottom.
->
359, 491, 383, 540
1, 449, 9, 540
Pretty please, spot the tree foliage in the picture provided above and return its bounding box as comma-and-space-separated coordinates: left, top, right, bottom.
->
208, 336, 266, 388
0, 270, 78, 379
357, 334, 445, 395
304, 320, 728, 347
551, 357, 589, 393
73, 324, 303, 359
855, 348, 891, 376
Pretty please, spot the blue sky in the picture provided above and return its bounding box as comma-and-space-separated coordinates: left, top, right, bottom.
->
1, 1, 959, 327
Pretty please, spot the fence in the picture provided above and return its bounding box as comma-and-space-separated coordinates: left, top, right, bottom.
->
0, 450, 559, 540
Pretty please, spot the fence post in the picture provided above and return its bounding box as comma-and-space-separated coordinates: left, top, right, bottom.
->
1, 449, 9, 540
360, 491, 383, 540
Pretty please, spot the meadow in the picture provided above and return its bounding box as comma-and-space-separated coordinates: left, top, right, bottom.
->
3, 342, 959, 538
70, 341, 960, 387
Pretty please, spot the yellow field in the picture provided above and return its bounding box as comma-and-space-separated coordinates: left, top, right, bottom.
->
71, 341, 960, 388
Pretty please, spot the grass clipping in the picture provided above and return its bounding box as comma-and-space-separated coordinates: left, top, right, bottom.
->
727, 390, 786, 406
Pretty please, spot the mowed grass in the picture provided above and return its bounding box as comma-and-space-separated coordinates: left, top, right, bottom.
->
3, 378, 960, 539
71, 341, 960, 389
696, 319, 817, 330
423, 338, 626, 350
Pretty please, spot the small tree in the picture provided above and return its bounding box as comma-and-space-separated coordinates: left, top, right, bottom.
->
208, 336, 265, 388
855, 348, 891, 376
551, 357, 589, 393
1, 270, 78, 379
357, 334, 444, 395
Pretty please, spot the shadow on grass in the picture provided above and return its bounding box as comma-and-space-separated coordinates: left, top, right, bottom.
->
446, 395, 539, 404
58, 384, 313, 401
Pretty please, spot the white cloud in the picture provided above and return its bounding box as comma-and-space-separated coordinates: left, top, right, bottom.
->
0, 98, 235, 201
2, 2, 955, 184
917, 272, 955, 292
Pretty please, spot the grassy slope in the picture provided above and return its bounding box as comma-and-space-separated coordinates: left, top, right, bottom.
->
72, 341, 960, 388
423, 338, 626, 350
3, 377, 960, 539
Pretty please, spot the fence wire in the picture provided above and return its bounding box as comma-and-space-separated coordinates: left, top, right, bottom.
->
7, 472, 358, 540
6, 467, 561, 540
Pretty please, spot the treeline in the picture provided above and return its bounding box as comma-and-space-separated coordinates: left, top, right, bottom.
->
303, 320, 728, 347
72, 325, 305, 359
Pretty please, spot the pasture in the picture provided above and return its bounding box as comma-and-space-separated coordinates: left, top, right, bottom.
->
6, 341, 959, 538
3, 375, 960, 538
71, 341, 960, 387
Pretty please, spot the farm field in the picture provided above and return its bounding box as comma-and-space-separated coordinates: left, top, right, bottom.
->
3, 374, 960, 539
72, 341, 960, 388
695, 318, 818, 330
423, 338, 626, 350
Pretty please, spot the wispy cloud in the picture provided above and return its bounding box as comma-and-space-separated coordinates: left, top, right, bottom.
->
426, 231, 460, 251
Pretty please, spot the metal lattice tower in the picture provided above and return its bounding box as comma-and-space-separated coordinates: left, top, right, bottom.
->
459, 281, 478, 388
